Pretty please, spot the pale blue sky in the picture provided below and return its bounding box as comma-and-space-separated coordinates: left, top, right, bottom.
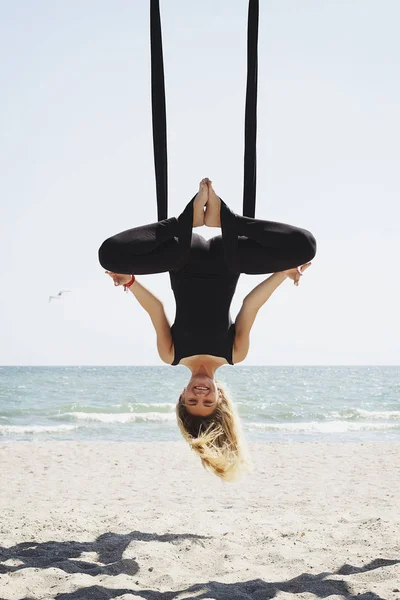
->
1, 0, 399, 365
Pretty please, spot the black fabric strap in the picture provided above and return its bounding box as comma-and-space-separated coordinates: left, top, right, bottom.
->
150, 0, 259, 220
243, 0, 259, 218
150, 0, 168, 221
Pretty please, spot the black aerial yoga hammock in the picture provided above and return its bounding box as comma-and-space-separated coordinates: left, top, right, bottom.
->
150, 0, 168, 222
150, 0, 259, 221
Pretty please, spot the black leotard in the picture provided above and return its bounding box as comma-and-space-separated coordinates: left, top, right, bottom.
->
98, 196, 316, 364
169, 235, 239, 365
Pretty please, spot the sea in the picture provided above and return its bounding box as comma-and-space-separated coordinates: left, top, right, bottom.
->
0, 366, 399, 443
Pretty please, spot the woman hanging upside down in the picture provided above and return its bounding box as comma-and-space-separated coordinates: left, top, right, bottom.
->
98, 179, 316, 481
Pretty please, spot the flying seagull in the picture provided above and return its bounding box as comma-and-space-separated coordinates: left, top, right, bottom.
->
48, 290, 71, 303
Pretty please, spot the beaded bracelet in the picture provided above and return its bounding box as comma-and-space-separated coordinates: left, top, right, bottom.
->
123, 275, 136, 292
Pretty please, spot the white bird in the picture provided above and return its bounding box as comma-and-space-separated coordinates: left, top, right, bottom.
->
48, 290, 71, 303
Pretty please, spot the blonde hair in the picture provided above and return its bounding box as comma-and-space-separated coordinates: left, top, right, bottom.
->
176, 381, 252, 481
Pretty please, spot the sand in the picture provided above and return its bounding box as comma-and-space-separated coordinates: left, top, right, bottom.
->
0, 441, 399, 600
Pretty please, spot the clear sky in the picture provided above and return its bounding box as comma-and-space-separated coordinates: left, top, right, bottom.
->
1, 0, 399, 366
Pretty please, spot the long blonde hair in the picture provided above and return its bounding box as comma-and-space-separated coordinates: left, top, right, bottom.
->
176, 381, 252, 481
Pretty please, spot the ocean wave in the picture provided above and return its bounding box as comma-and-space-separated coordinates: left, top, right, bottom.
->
0, 424, 78, 435
354, 409, 400, 420
0, 403, 177, 419
327, 409, 400, 421
110, 403, 176, 410
242, 408, 400, 422
246, 420, 400, 433
58, 412, 176, 424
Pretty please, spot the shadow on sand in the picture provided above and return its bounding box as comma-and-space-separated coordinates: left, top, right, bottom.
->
1, 532, 398, 600
0, 530, 210, 578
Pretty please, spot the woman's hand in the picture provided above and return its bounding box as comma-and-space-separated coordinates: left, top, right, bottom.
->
283, 262, 312, 286
105, 271, 132, 287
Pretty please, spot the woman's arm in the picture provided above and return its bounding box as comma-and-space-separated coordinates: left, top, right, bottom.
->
127, 280, 174, 364
105, 272, 174, 364
233, 273, 287, 363
126, 278, 163, 315
233, 263, 312, 363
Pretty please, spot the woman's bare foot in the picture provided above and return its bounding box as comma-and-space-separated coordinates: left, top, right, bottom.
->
204, 180, 221, 227
193, 178, 210, 227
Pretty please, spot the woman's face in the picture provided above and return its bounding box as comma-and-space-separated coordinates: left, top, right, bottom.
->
182, 375, 221, 417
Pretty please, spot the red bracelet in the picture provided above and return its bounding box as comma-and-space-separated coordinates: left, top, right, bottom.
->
123, 275, 135, 292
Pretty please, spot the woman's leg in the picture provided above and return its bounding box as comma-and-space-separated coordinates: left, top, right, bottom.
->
224, 206, 317, 274
99, 179, 208, 275
98, 215, 181, 275
205, 182, 317, 275
98, 181, 209, 275
98, 207, 196, 275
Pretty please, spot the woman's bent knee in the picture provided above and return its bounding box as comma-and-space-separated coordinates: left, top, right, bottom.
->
299, 228, 317, 263
98, 237, 118, 270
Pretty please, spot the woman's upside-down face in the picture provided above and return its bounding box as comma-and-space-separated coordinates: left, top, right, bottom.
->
182, 375, 221, 417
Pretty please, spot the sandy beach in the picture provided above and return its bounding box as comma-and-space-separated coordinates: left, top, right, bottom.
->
0, 442, 399, 600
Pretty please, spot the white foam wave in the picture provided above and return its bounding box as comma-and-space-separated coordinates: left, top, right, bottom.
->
329, 409, 400, 421
356, 409, 400, 420
62, 412, 176, 424
246, 420, 400, 433
110, 403, 176, 410
0, 425, 78, 435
